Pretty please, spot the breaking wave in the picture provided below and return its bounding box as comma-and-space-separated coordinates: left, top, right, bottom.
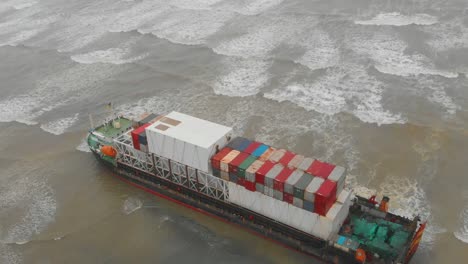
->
40, 113, 79, 135
71, 48, 147, 65
264, 65, 406, 125
355, 12, 438, 26
349, 32, 459, 78
454, 204, 468, 244
212, 58, 271, 97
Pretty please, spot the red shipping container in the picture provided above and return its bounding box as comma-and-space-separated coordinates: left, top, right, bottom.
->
131, 123, 151, 150
314, 180, 337, 216
278, 151, 295, 166
283, 192, 294, 204
237, 178, 246, 187
306, 160, 324, 177
229, 152, 250, 174
244, 180, 256, 191
255, 161, 275, 184
318, 162, 335, 179
273, 167, 295, 192
244, 141, 262, 155
211, 147, 233, 170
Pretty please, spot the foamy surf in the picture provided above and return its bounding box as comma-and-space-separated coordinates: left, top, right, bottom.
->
349, 33, 459, 78
264, 65, 405, 125
212, 58, 271, 97
71, 48, 148, 65
355, 12, 438, 26
293, 31, 340, 71
40, 114, 79, 135
0, 166, 57, 246
76, 138, 91, 153
122, 197, 143, 215
454, 205, 468, 244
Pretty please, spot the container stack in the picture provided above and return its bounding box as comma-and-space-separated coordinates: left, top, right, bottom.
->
212, 136, 351, 240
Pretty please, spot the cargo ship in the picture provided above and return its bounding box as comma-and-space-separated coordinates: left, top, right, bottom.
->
87, 111, 426, 264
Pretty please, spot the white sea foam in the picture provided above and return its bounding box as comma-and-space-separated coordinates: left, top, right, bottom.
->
293, 31, 340, 71
140, 9, 234, 45
425, 17, 468, 51
0, 244, 22, 264
355, 12, 438, 26
350, 32, 458, 78
0, 64, 122, 125
13, 0, 38, 10
417, 76, 460, 116
122, 197, 143, 215
76, 138, 91, 153
212, 58, 271, 97
71, 48, 147, 65
169, 0, 224, 10
454, 205, 468, 244
40, 113, 79, 135
0, 164, 57, 245
115, 96, 183, 120
219, 0, 284, 15
264, 65, 405, 125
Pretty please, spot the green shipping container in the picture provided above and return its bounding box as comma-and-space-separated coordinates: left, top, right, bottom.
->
238, 155, 258, 178
293, 173, 314, 199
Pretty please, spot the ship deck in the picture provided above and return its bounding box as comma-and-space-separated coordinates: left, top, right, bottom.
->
94, 117, 133, 139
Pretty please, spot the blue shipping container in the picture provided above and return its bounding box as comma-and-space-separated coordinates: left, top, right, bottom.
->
237, 139, 252, 151
252, 144, 269, 157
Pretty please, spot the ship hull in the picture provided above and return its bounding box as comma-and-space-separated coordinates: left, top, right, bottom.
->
93, 152, 360, 264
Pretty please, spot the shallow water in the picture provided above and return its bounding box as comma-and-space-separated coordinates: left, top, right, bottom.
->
0, 0, 467, 263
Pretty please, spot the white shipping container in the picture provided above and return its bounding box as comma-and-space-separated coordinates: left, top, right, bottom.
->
220, 150, 240, 172
228, 182, 319, 234
146, 111, 233, 173
298, 157, 315, 171
304, 177, 324, 202
265, 164, 283, 188
311, 202, 350, 240
284, 170, 304, 194
328, 166, 346, 193
288, 155, 304, 168
337, 189, 353, 207
245, 160, 264, 182
274, 190, 283, 201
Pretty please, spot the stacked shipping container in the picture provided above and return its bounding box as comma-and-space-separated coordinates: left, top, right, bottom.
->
209, 137, 348, 221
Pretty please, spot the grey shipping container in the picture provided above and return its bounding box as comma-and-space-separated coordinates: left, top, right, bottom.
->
264, 186, 274, 197
265, 163, 283, 188
256, 183, 264, 194
303, 200, 314, 212
212, 168, 220, 177
293, 173, 314, 199
274, 190, 283, 201
293, 197, 303, 208
284, 170, 304, 194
